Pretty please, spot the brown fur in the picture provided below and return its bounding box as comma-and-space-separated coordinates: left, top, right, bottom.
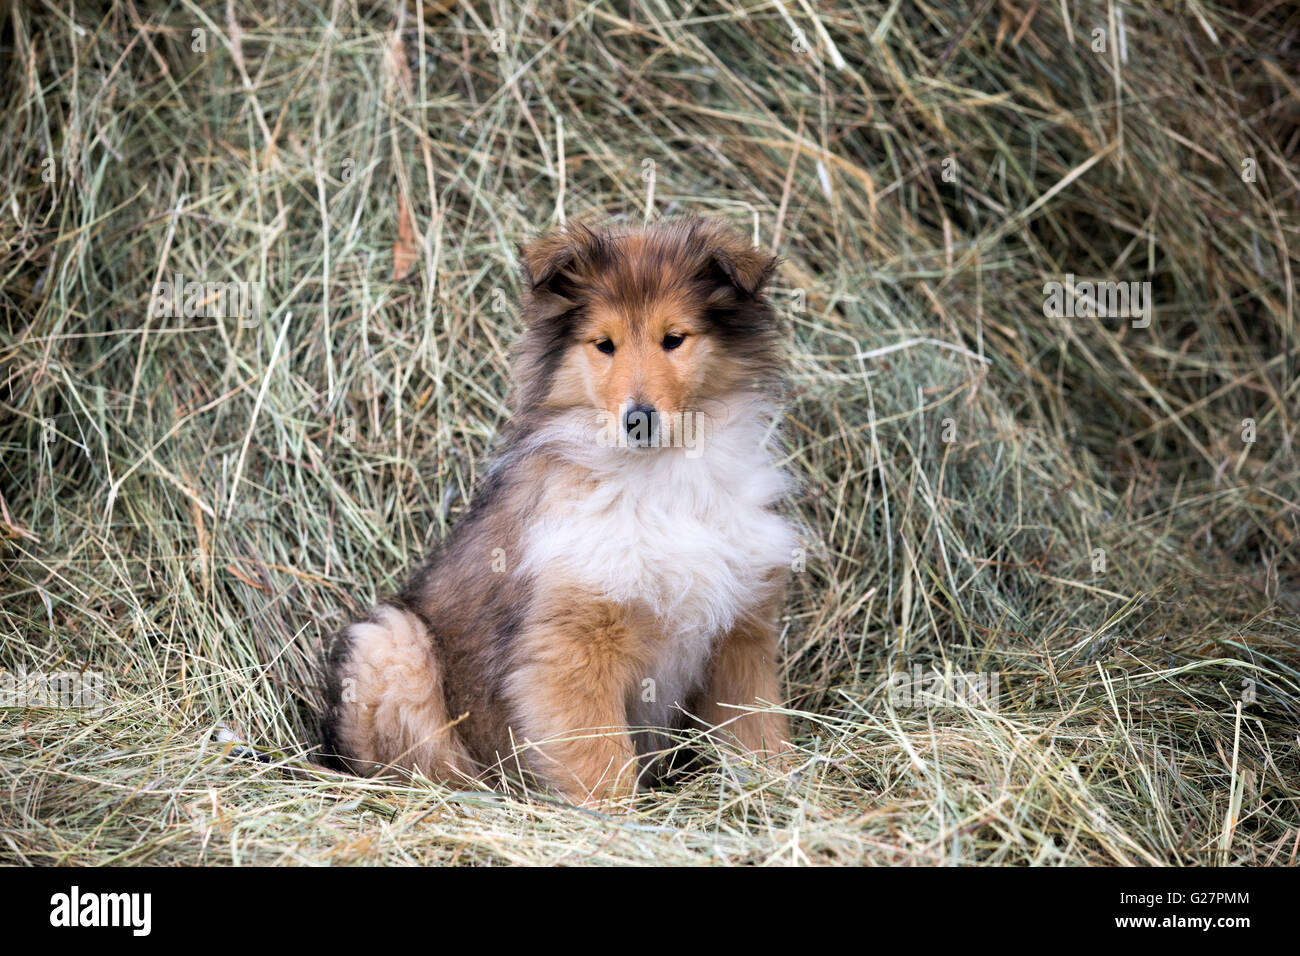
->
690, 594, 789, 756
320, 218, 794, 805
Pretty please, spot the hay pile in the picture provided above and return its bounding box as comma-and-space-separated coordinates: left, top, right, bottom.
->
1, 0, 1297, 864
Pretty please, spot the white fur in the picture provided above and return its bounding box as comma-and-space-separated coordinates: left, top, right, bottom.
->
513, 395, 798, 725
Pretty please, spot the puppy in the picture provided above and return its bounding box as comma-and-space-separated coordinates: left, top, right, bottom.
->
320, 218, 799, 804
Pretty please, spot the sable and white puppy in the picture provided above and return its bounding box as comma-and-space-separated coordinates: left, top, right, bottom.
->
321, 218, 798, 804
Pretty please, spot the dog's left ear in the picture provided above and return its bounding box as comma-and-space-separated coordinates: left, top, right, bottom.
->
692, 221, 779, 299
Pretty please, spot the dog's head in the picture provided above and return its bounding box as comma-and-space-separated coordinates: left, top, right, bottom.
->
513, 218, 781, 447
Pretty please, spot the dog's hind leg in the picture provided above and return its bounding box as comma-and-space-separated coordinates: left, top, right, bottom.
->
321, 604, 472, 781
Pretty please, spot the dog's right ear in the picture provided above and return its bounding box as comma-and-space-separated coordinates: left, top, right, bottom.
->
518, 223, 607, 306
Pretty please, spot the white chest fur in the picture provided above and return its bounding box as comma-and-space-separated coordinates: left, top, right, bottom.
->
516, 400, 798, 722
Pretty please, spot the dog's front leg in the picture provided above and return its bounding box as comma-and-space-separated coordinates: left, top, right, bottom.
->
696, 610, 791, 760
509, 605, 643, 806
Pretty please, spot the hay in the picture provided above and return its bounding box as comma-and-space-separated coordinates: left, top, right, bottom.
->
1, 0, 1297, 865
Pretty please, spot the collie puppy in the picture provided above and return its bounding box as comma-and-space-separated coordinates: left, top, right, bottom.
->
320, 217, 799, 804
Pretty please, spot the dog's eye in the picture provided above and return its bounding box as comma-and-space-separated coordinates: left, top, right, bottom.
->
662, 333, 685, 350
594, 339, 615, 354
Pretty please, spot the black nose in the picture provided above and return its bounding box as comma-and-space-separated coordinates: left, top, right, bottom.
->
623, 403, 659, 446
